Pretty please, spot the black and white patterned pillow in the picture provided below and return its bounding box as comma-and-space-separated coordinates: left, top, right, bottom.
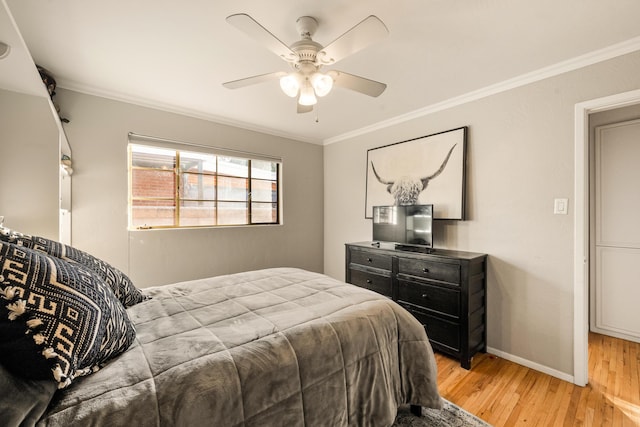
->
0, 227, 146, 307
0, 241, 136, 389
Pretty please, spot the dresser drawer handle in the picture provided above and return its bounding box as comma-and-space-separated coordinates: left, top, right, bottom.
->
422, 268, 430, 273
367, 258, 373, 263
421, 293, 429, 299
366, 279, 372, 284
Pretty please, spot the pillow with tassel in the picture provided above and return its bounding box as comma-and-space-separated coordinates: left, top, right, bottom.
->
0, 241, 136, 389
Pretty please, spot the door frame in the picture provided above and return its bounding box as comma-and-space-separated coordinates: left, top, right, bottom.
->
574, 88, 640, 386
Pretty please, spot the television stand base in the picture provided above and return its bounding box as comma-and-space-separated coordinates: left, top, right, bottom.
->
394, 244, 433, 254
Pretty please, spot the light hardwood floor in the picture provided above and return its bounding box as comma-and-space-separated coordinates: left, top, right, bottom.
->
435, 332, 640, 426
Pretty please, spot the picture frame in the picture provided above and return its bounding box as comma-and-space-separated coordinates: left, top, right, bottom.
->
365, 126, 467, 220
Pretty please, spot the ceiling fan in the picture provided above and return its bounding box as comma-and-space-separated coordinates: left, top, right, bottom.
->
222, 13, 389, 113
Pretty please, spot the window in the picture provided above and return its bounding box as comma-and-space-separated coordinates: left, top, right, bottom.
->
129, 144, 280, 229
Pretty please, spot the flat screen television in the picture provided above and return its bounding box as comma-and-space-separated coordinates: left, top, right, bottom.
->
372, 204, 433, 252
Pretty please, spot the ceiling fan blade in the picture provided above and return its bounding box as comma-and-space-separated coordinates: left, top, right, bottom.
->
328, 70, 387, 97
226, 14, 295, 61
222, 71, 286, 89
297, 102, 313, 114
318, 16, 388, 65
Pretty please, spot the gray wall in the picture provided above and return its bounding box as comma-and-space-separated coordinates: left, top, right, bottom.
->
323, 51, 640, 378
55, 89, 324, 287
0, 89, 58, 238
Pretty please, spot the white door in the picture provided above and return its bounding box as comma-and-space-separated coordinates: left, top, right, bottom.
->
591, 118, 640, 343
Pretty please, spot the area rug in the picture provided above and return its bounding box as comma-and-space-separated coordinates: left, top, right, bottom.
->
393, 399, 493, 427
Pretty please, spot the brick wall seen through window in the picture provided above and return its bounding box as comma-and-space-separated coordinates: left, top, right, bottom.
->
129, 144, 280, 229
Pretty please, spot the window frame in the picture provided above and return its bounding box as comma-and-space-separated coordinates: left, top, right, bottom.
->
128, 143, 281, 230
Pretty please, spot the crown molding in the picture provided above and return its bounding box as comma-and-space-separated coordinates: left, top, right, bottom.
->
323, 35, 640, 145
55, 80, 323, 145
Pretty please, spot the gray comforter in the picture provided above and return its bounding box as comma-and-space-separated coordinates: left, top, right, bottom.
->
33, 267, 442, 426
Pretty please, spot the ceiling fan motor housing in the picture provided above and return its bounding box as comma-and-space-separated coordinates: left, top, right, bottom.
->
289, 16, 328, 69
290, 40, 324, 68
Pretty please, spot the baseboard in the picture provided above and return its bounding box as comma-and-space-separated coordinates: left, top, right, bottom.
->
590, 326, 640, 345
486, 346, 575, 384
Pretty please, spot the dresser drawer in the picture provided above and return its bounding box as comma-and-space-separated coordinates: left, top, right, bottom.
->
400, 304, 460, 352
398, 258, 460, 284
397, 280, 460, 319
349, 268, 393, 297
350, 249, 393, 271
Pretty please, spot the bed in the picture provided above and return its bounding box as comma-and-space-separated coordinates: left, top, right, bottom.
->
0, 229, 442, 427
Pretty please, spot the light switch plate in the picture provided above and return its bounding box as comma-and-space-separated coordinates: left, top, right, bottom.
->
554, 198, 569, 215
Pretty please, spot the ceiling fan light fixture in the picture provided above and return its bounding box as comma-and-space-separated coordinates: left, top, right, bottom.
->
298, 83, 317, 106
311, 72, 333, 97
279, 73, 300, 97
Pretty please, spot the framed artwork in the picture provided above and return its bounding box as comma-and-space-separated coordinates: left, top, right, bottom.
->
365, 126, 467, 219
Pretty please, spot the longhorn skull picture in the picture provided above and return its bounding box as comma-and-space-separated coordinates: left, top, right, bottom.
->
371, 143, 457, 206
365, 127, 467, 219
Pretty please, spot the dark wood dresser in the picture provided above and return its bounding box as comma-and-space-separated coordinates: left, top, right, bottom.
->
345, 241, 487, 369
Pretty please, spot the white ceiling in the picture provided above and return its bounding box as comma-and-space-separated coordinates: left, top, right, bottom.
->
4, 0, 640, 144
0, 1, 48, 98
